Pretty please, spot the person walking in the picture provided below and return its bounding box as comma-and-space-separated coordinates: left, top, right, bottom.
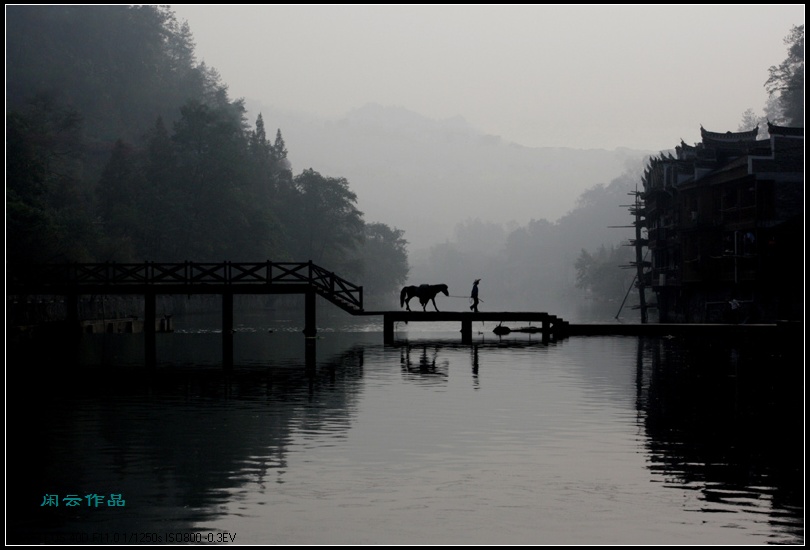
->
470, 279, 481, 312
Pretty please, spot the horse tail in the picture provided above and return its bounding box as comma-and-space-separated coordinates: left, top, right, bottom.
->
400, 287, 407, 307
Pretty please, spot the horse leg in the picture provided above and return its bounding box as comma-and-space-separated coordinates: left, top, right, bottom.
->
432, 298, 440, 312
405, 297, 411, 311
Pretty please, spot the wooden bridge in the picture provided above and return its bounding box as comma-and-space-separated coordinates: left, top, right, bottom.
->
9, 261, 790, 367
8, 260, 362, 315
371, 310, 567, 344
7, 261, 569, 366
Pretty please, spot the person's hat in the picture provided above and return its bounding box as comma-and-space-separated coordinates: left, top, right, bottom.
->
474, 279, 481, 283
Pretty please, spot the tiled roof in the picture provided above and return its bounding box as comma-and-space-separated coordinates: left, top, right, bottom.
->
767, 122, 804, 137
700, 125, 759, 142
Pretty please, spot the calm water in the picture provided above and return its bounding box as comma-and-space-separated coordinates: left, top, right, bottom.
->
6, 312, 804, 545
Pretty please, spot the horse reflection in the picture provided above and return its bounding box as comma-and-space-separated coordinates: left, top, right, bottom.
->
400, 345, 448, 378
400, 284, 449, 312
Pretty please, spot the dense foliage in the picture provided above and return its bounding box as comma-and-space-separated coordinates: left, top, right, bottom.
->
740, 24, 804, 131
765, 24, 804, 127
6, 5, 408, 301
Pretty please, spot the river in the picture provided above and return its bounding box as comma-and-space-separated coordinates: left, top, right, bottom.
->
6, 311, 804, 544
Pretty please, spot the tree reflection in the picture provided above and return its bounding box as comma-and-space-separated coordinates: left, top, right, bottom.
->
6, 337, 367, 542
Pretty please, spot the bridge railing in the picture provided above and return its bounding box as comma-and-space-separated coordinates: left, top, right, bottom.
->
8, 261, 363, 311
308, 262, 363, 311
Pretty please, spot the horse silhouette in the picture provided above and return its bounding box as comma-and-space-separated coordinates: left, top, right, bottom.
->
400, 284, 449, 312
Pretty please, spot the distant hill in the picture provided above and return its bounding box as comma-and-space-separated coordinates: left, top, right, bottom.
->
247, 102, 656, 251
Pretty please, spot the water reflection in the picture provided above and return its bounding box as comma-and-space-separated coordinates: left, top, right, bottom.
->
472, 345, 480, 390
634, 335, 804, 544
400, 344, 449, 380
7, 335, 367, 542
394, 338, 552, 390
6, 326, 804, 544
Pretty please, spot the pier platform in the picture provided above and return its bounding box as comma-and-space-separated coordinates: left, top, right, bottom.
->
361, 311, 565, 344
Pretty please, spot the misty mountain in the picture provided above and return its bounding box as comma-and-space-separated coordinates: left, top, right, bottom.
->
245, 101, 655, 252
235, 100, 662, 318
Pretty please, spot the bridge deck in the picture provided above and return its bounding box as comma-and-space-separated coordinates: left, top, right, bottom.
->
363, 310, 565, 344
359, 310, 557, 321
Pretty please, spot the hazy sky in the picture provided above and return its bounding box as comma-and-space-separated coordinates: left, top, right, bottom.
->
170, 5, 803, 151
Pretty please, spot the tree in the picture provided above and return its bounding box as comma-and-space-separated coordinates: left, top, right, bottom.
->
765, 24, 804, 126
138, 116, 183, 260
273, 128, 289, 161
737, 95, 782, 136
357, 223, 410, 301
6, 5, 248, 263
287, 169, 365, 274
95, 139, 141, 260
243, 114, 288, 257
574, 245, 635, 302
5, 5, 411, 276
6, 94, 96, 263
171, 100, 253, 259
248, 114, 272, 163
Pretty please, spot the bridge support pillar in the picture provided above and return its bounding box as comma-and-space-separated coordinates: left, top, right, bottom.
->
542, 315, 550, 344
304, 289, 317, 338
145, 291, 156, 369
461, 317, 473, 344
383, 315, 394, 344
223, 291, 234, 369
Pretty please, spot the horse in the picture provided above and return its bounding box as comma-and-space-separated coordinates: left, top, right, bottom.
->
400, 284, 449, 312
